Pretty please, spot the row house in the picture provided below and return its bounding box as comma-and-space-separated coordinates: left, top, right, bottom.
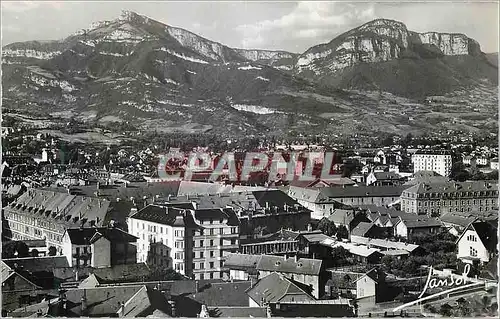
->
400, 181, 498, 216
3, 189, 110, 254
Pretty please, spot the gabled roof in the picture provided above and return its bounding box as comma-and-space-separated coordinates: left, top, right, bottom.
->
1, 261, 15, 284
224, 253, 262, 271
187, 281, 252, 307
59, 285, 149, 316
372, 172, 402, 181
297, 231, 332, 243
401, 217, 442, 229
6, 189, 110, 228
458, 220, 498, 253
355, 268, 386, 284
350, 236, 420, 252
246, 272, 314, 306
351, 222, 375, 237
3, 256, 69, 272
130, 204, 186, 226
333, 242, 382, 258
65, 227, 138, 245
403, 181, 498, 195
256, 255, 322, 276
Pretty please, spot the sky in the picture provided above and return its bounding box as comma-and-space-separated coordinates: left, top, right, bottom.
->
1, 1, 499, 53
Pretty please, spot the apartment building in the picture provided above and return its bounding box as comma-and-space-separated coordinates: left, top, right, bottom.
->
400, 181, 498, 216
128, 204, 191, 275
3, 189, 110, 254
128, 201, 240, 280
411, 150, 452, 177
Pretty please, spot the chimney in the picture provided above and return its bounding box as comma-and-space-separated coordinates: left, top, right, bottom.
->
81, 292, 87, 315
265, 202, 269, 210
118, 301, 125, 317
168, 300, 176, 317
294, 255, 298, 262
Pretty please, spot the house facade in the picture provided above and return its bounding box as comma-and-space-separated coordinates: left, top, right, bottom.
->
62, 227, 138, 268
255, 255, 323, 298
400, 181, 498, 216
411, 151, 452, 177
3, 189, 110, 254
456, 220, 497, 264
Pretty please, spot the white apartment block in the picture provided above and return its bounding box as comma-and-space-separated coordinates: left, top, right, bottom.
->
128, 203, 240, 280
128, 205, 189, 275
411, 151, 452, 177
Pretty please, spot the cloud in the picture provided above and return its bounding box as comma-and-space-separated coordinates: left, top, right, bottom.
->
1, 1, 63, 12
235, 2, 376, 50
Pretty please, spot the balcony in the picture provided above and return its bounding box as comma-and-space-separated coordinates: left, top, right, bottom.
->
218, 233, 239, 238
221, 244, 239, 250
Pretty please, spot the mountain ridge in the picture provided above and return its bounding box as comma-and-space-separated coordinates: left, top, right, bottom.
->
1, 11, 497, 139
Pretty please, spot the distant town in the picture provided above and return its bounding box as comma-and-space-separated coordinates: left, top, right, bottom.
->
1, 117, 498, 317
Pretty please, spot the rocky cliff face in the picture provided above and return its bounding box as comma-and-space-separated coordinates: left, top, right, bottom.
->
295, 19, 483, 75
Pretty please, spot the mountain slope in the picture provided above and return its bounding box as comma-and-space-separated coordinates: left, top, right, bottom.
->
1, 11, 352, 137
294, 19, 497, 97
1, 13, 497, 139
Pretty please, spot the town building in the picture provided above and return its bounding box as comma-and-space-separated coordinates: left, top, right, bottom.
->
255, 255, 324, 298
246, 272, 315, 306
394, 216, 442, 240
3, 189, 110, 254
400, 181, 499, 216
411, 150, 452, 177
288, 186, 407, 220
456, 219, 498, 264
223, 253, 261, 280
61, 227, 138, 268
366, 172, 405, 186
490, 158, 499, 170
440, 209, 498, 236
128, 204, 188, 272
129, 200, 240, 280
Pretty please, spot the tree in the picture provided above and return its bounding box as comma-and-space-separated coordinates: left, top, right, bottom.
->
317, 218, 337, 236
2, 241, 30, 258
439, 303, 453, 317
48, 246, 57, 256
336, 225, 349, 240
450, 162, 470, 182
331, 246, 351, 267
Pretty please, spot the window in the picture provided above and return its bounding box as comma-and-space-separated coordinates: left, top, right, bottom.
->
200, 252, 204, 259
175, 241, 184, 249
231, 227, 237, 234
160, 227, 163, 234
200, 240, 204, 247
470, 247, 478, 257
210, 273, 214, 279
210, 229, 214, 235
210, 219, 213, 225
200, 263, 205, 269
219, 228, 224, 235
210, 240, 214, 247
210, 251, 214, 258
209, 262, 214, 268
